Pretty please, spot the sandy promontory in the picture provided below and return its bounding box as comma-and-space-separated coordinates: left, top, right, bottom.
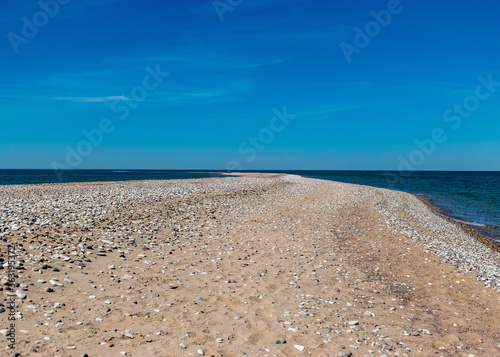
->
1, 174, 499, 356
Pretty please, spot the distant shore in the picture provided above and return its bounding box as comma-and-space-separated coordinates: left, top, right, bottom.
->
1, 174, 499, 355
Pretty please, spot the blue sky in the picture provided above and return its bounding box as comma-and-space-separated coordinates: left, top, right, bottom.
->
1, 0, 499, 170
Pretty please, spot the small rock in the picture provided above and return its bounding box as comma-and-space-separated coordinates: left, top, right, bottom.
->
294, 345, 305, 351
49, 279, 63, 287
276, 338, 287, 344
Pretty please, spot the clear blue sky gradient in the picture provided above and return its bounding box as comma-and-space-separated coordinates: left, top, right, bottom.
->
1, 0, 499, 170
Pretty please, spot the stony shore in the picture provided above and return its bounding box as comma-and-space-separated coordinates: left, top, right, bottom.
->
0, 174, 499, 356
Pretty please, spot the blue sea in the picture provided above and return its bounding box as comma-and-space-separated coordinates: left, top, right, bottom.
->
0, 169, 224, 185
0, 170, 498, 244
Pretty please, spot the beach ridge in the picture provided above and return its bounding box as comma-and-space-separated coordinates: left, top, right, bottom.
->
1, 174, 499, 356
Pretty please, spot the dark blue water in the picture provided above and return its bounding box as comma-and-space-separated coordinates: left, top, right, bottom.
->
0, 169, 224, 186
0, 169, 498, 243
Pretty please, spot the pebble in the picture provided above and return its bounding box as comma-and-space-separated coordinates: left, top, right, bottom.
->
49, 279, 63, 287
294, 345, 305, 351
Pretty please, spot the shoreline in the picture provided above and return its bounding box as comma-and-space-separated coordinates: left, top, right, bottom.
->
229, 172, 500, 254
3, 171, 499, 254
415, 195, 500, 254
2, 170, 499, 249
3, 172, 499, 256
1, 174, 499, 355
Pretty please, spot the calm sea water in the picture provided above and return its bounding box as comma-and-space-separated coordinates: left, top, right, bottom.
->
0, 169, 498, 243
0, 170, 224, 185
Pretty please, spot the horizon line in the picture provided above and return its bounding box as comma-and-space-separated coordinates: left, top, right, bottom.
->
1, 168, 499, 173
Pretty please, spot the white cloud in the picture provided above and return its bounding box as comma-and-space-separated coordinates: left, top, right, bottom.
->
54, 96, 130, 102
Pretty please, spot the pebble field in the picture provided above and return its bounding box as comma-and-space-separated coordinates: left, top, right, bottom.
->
0, 174, 499, 356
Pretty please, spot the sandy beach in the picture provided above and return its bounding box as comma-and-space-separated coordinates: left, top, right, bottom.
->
1, 174, 499, 357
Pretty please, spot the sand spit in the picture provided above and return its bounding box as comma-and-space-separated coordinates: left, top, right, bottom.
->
0, 174, 499, 356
